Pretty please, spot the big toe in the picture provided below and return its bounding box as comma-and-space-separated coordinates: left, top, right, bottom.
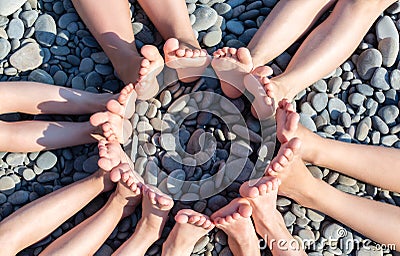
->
287, 137, 302, 155
163, 38, 180, 55
238, 202, 252, 218
236, 47, 253, 66
141, 44, 163, 63
107, 99, 124, 117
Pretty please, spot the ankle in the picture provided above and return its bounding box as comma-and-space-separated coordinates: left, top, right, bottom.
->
270, 76, 293, 101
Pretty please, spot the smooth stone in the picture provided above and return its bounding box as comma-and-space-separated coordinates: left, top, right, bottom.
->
226, 20, 244, 35
299, 113, 317, 132
58, 12, 79, 29
348, 92, 365, 107
160, 133, 177, 151
356, 117, 371, 141
298, 229, 315, 242
7, 18, 24, 39
231, 140, 252, 157
36, 151, 57, 170
10, 42, 43, 71
167, 169, 185, 194
83, 155, 99, 173
53, 70, 68, 85
37, 172, 59, 183
79, 57, 94, 73
381, 134, 398, 146
0, 176, 15, 192
370, 67, 390, 90
203, 29, 222, 47
187, 129, 205, 154
22, 168, 36, 181
356, 83, 374, 96
283, 211, 296, 226
8, 190, 29, 205
311, 92, 328, 112
34, 14, 56, 46
6, 153, 25, 166
192, 6, 218, 31
0, 38, 11, 59
322, 223, 345, 240
28, 69, 54, 84
160, 90, 172, 107
161, 153, 182, 172
0, 0, 26, 16
143, 161, 159, 186
238, 28, 257, 44
390, 69, 400, 90
0, 193, 6, 204
50, 45, 70, 55
376, 15, 399, 42
312, 80, 327, 92
327, 98, 346, 120
378, 105, 399, 125
193, 236, 210, 253
199, 180, 215, 198
208, 195, 228, 211
378, 37, 398, 67
356, 49, 382, 80
372, 116, 389, 134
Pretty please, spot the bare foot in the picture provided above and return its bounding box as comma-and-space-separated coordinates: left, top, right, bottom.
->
211, 198, 261, 256
276, 99, 300, 143
164, 38, 211, 83
97, 140, 128, 171
244, 66, 275, 120
90, 100, 133, 144
108, 83, 137, 119
163, 209, 214, 256
239, 175, 280, 234
212, 47, 253, 99
112, 173, 142, 218
118, 45, 164, 100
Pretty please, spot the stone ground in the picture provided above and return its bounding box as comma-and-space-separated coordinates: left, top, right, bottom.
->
0, 0, 399, 255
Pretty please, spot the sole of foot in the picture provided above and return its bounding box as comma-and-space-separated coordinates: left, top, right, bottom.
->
164, 38, 211, 83
111, 83, 137, 119
211, 198, 261, 256
163, 209, 214, 255
133, 45, 164, 100
244, 66, 275, 120
97, 140, 127, 171
211, 47, 253, 99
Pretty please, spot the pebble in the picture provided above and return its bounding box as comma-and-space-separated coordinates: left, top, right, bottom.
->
0, 176, 15, 193
378, 37, 398, 67
7, 18, 24, 39
193, 6, 218, 31
356, 117, 371, 141
22, 168, 36, 181
203, 30, 222, 47
283, 211, 296, 226
79, 57, 94, 73
390, 69, 400, 90
35, 14, 57, 46
356, 49, 382, 80
28, 69, 54, 84
376, 15, 399, 42
0, 0, 26, 16
348, 92, 365, 108
0, 38, 11, 59
58, 12, 79, 29
36, 152, 57, 170
208, 195, 228, 211
9, 42, 43, 71
37, 172, 59, 183
378, 105, 399, 125
6, 153, 25, 166
311, 92, 328, 112
8, 190, 29, 205
371, 67, 390, 90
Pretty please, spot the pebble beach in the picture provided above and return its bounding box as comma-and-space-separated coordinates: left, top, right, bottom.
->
0, 0, 399, 255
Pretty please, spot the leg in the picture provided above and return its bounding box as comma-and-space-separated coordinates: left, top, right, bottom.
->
267, 0, 397, 102
162, 209, 214, 256
276, 99, 400, 193
0, 82, 114, 115
248, 0, 336, 68
210, 198, 261, 256
71, 0, 163, 100
240, 177, 306, 256
41, 167, 141, 255
264, 137, 400, 249
113, 185, 173, 255
0, 170, 114, 255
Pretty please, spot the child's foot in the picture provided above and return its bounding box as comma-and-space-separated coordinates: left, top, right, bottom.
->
211, 198, 261, 256
90, 98, 133, 144
212, 47, 253, 99
163, 209, 214, 256
113, 173, 142, 218
97, 140, 127, 171
110, 83, 137, 119
239, 175, 280, 236
118, 45, 164, 100
164, 38, 211, 83
244, 66, 275, 120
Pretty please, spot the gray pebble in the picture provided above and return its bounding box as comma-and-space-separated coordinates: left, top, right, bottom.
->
208, 195, 228, 211
356, 117, 371, 141
0, 38, 11, 59
167, 169, 185, 194
8, 190, 29, 205
372, 116, 389, 134
6, 153, 25, 166
20, 10, 38, 27
28, 69, 54, 84
356, 49, 382, 80
50, 45, 70, 55
348, 92, 365, 108
193, 6, 218, 31
311, 92, 328, 112
370, 67, 390, 90
378, 105, 399, 125
203, 30, 222, 47
299, 113, 317, 132
22, 168, 36, 181
378, 37, 398, 67
36, 151, 57, 170
390, 69, 400, 90
79, 57, 94, 73
35, 14, 56, 46
356, 83, 374, 96
37, 172, 59, 183
0, 176, 15, 193
376, 15, 399, 42
283, 211, 296, 226
7, 18, 24, 40
58, 12, 79, 29
56, 30, 69, 46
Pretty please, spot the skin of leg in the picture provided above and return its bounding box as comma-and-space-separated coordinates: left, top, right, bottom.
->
248, 0, 336, 68
240, 177, 306, 256
40, 180, 141, 256
0, 170, 113, 255
113, 185, 174, 255
137, 0, 200, 49
0, 120, 102, 152
162, 209, 215, 256
276, 99, 400, 193
265, 137, 400, 249
271, 0, 397, 100
0, 82, 113, 115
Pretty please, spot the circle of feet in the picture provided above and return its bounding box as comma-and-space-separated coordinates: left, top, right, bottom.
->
0, 0, 399, 256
